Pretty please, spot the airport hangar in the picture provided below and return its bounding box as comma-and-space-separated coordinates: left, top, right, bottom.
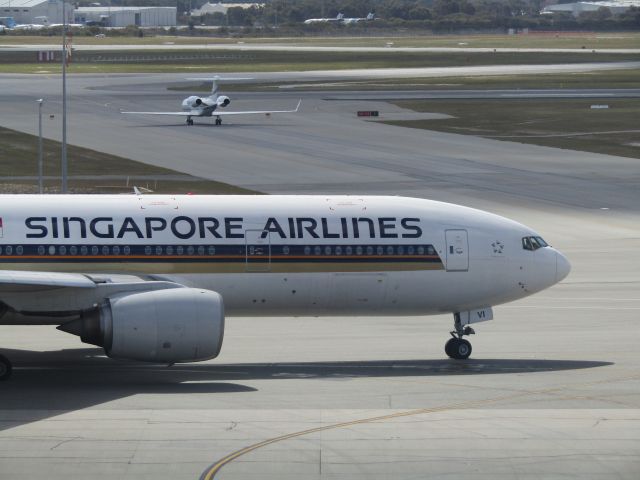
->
0, 0, 72, 25
0, 68, 638, 480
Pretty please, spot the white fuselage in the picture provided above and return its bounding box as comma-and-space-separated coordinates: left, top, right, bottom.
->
0, 195, 569, 323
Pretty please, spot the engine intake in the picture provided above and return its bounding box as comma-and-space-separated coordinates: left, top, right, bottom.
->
217, 96, 230, 107
59, 288, 224, 363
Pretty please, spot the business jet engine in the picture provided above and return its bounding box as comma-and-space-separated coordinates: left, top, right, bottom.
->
58, 288, 225, 363
182, 96, 216, 109
217, 95, 231, 107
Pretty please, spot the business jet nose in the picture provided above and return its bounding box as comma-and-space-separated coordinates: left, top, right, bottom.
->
556, 251, 571, 282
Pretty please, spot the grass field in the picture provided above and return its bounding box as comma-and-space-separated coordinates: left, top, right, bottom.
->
1, 32, 639, 49
381, 98, 640, 160
1, 49, 638, 74
171, 68, 640, 92
0, 127, 258, 194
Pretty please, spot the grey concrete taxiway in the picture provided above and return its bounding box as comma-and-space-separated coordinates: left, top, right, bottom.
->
0, 71, 639, 479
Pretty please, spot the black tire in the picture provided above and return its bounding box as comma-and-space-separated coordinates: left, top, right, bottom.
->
444, 338, 457, 358
0, 354, 12, 381
453, 339, 472, 360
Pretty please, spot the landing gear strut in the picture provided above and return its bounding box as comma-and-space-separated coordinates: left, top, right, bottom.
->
215, 117, 222, 126
186, 117, 194, 126
0, 354, 12, 381
445, 312, 474, 360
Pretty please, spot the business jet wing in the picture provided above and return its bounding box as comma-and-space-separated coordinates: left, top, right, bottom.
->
121, 111, 196, 116
214, 99, 302, 116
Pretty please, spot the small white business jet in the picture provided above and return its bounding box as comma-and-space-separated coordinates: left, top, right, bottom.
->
121, 76, 301, 126
0, 195, 570, 380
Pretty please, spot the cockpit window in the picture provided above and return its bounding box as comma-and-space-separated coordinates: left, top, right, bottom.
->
522, 236, 549, 251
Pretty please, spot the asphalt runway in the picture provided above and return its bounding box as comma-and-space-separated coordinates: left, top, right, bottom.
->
0, 71, 639, 479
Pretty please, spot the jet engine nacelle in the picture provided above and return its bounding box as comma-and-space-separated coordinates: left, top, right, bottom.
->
182, 96, 204, 109
217, 95, 230, 107
60, 288, 225, 363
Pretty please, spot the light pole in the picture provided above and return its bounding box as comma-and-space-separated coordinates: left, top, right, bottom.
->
61, 0, 68, 193
37, 99, 44, 194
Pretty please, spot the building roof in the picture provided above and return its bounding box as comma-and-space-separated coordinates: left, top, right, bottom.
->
76, 6, 176, 12
0, 0, 61, 7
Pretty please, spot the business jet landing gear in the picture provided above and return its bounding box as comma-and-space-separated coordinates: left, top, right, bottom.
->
0, 354, 12, 381
186, 117, 194, 126
445, 312, 474, 360
215, 117, 222, 126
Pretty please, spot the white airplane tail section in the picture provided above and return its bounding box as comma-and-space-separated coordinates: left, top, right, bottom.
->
186, 76, 253, 97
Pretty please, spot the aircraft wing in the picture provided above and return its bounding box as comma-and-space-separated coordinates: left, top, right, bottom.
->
121, 111, 196, 116
215, 99, 301, 116
0, 270, 96, 290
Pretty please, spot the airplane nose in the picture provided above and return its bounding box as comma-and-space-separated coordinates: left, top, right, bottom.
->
556, 251, 571, 282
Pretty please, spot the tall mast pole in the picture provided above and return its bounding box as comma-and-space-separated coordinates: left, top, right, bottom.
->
61, 0, 68, 193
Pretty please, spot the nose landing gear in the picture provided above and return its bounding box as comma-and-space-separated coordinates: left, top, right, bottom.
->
186, 117, 194, 126
445, 312, 475, 360
215, 117, 222, 126
0, 354, 12, 381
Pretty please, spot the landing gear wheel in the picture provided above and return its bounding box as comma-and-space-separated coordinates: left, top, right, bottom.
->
0, 354, 12, 381
445, 338, 472, 360
445, 337, 457, 358
215, 117, 222, 126
186, 118, 194, 126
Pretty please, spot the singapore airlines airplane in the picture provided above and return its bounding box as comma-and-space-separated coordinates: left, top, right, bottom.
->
0, 194, 570, 380
121, 76, 301, 126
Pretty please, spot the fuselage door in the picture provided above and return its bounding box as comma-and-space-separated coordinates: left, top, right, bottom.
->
445, 229, 469, 272
245, 230, 271, 272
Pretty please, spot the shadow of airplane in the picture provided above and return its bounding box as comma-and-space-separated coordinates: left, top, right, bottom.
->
0, 346, 613, 432
128, 122, 290, 128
